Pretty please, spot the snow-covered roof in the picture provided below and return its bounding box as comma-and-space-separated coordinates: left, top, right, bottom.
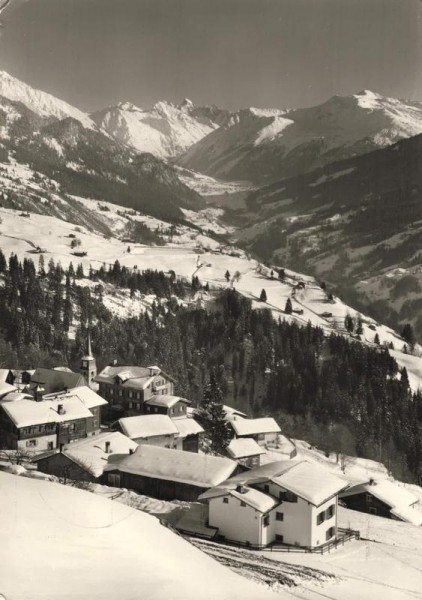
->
172, 416, 204, 438
37, 432, 138, 478
230, 417, 281, 436
270, 461, 347, 506
0, 391, 32, 403
145, 395, 191, 408
223, 405, 248, 420
42, 386, 107, 410
95, 365, 160, 386
0, 369, 12, 383
200, 485, 278, 513
0, 382, 17, 397
109, 445, 237, 488
341, 480, 418, 511
227, 438, 265, 459
2, 395, 94, 428
390, 505, 422, 526
119, 415, 178, 439
214, 460, 348, 507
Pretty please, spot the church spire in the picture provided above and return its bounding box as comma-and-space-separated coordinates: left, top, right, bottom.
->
87, 329, 93, 358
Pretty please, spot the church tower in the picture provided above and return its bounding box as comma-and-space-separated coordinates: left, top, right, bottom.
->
80, 331, 97, 389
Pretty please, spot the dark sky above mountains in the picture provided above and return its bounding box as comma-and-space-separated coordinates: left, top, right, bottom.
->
0, 0, 421, 111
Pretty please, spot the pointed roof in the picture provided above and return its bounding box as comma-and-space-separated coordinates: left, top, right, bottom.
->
81, 331, 94, 361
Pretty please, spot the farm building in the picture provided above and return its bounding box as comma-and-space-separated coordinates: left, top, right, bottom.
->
0, 386, 107, 451
144, 395, 190, 417
229, 417, 281, 446
199, 460, 348, 549
26, 368, 86, 397
339, 479, 422, 525
117, 414, 179, 448
226, 438, 265, 468
105, 444, 238, 501
172, 416, 204, 452
35, 431, 137, 482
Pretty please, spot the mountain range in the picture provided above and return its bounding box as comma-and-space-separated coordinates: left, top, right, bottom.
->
2, 68, 422, 334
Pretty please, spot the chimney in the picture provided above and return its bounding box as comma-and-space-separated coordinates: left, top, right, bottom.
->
236, 485, 247, 494
105, 441, 111, 454
369, 478, 375, 486
57, 404, 65, 415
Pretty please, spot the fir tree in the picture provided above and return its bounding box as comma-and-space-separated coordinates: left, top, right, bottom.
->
260, 289, 267, 302
402, 323, 416, 348
345, 314, 354, 333
197, 370, 232, 454
285, 297, 293, 314
225, 270, 230, 282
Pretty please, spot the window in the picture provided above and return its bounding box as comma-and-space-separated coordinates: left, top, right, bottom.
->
258, 433, 265, 441
366, 493, 373, 504
223, 497, 229, 504
119, 390, 123, 397
128, 391, 133, 399
264, 484, 270, 493
110, 388, 114, 395
326, 527, 335, 541
276, 512, 284, 522
317, 511, 326, 525
26, 439, 37, 448
275, 534, 284, 543
240, 501, 246, 507
47, 442, 54, 450
136, 392, 141, 400
283, 491, 298, 503
263, 515, 270, 527
369, 507, 377, 515
154, 407, 158, 413
326, 504, 335, 519
128, 402, 133, 409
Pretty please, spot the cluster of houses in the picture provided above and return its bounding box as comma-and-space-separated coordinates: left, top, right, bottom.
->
1, 339, 421, 550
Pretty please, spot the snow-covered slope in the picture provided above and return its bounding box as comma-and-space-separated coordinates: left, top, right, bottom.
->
91, 99, 221, 158
177, 90, 422, 184
1, 202, 420, 389
0, 471, 275, 600
0, 70, 95, 129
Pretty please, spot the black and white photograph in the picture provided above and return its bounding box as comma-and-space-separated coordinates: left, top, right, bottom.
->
0, 1, 422, 598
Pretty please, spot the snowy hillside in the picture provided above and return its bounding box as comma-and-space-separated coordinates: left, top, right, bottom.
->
177, 90, 422, 184
0, 70, 96, 129
0, 202, 421, 390
92, 99, 220, 159
0, 471, 276, 600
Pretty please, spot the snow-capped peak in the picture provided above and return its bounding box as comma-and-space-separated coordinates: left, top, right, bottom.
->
115, 101, 143, 113
0, 70, 95, 129
180, 97, 194, 109
92, 97, 219, 159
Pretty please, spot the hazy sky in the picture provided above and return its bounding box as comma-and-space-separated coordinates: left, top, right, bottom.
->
0, 0, 421, 112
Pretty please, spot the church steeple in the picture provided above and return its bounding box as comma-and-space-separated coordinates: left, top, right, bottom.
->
80, 330, 97, 388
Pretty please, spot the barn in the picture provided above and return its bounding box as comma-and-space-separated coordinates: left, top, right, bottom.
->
105, 444, 238, 501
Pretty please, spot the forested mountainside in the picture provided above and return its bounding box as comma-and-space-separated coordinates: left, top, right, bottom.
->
1, 251, 421, 485
0, 94, 204, 221
235, 131, 422, 339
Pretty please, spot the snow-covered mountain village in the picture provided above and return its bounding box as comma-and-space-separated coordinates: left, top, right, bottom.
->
1, 1, 422, 599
